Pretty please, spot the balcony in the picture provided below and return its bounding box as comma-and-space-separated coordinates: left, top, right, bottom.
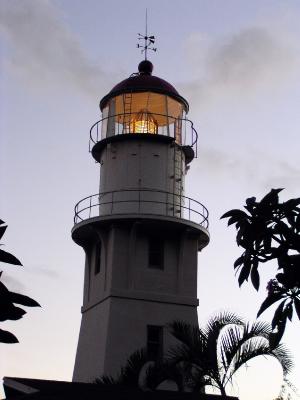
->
74, 189, 209, 230
89, 112, 198, 157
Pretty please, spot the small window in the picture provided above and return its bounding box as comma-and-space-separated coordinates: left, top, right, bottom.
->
94, 239, 101, 275
147, 325, 163, 361
148, 237, 164, 269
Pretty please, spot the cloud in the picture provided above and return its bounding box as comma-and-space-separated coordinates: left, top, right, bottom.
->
26, 265, 60, 279
1, 273, 26, 292
195, 147, 300, 190
0, 264, 59, 293
0, 0, 111, 98
184, 27, 299, 107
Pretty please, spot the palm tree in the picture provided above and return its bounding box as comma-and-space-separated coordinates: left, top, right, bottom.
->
95, 349, 149, 388
167, 312, 293, 396
95, 348, 203, 392
95, 312, 292, 395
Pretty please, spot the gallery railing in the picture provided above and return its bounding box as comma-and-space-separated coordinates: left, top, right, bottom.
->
89, 112, 198, 157
74, 188, 209, 229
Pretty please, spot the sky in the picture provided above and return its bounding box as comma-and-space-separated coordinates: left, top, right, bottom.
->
0, 0, 300, 399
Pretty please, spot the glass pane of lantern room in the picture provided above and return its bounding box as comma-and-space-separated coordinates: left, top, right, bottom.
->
106, 92, 184, 141
107, 98, 116, 137
101, 106, 109, 140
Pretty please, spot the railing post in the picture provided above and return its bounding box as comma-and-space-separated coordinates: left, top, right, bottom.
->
89, 197, 92, 218
138, 189, 141, 213
111, 192, 114, 214
165, 191, 168, 216
180, 194, 182, 218
189, 198, 191, 221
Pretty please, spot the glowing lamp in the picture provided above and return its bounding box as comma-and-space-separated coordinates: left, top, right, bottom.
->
130, 109, 158, 134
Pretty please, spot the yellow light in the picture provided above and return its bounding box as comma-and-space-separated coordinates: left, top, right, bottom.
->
130, 109, 158, 134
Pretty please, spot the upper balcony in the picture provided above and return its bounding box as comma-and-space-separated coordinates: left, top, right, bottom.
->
89, 111, 198, 160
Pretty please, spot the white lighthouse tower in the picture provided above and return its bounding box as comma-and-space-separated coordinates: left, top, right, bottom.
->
72, 56, 209, 382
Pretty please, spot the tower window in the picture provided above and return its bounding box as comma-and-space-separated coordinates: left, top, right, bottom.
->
148, 237, 164, 269
94, 239, 101, 275
147, 325, 163, 361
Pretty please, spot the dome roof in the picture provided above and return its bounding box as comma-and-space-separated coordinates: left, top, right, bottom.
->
99, 61, 189, 112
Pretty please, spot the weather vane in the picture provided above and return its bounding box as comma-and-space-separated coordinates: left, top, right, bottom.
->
137, 9, 157, 60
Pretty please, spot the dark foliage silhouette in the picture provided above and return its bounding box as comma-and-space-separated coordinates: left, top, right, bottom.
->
95, 349, 150, 388
221, 189, 300, 347
96, 313, 292, 395
167, 313, 292, 395
0, 219, 40, 343
96, 348, 201, 392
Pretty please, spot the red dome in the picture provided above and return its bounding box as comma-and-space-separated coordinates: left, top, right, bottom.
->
100, 67, 189, 112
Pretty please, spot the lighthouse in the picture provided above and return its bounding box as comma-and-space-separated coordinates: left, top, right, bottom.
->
71, 53, 209, 382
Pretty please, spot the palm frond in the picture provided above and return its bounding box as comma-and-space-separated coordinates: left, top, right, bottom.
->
168, 321, 203, 349
228, 338, 293, 383
204, 311, 244, 338
167, 343, 193, 363
204, 312, 244, 380
189, 368, 212, 393
220, 320, 271, 374
145, 361, 190, 392
167, 321, 208, 366
167, 341, 217, 380
119, 348, 149, 386
95, 348, 149, 388
243, 320, 271, 339
220, 325, 243, 371
143, 361, 166, 391
270, 344, 294, 376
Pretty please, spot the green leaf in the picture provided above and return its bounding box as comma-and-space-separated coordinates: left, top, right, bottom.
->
227, 216, 242, 226
0, 225, 7, 241
263, 235, 272, 253
234, 255, 244, 269
238, 262, 251, 286
10, 292, 40, 307
283, 198, 300, 210
250, 264, 260, 291
272, 316, 287, 348
294, 297, 300, 320
272, 300, 287, 330
244, 197, 257, 212
0, 249, 22, 266
0, 304, 26, 321
260, 188, 283, 206
296, 212, 300, 229
286, 303, 293, 321
220, 209, 249, 220
257, 292, 286, 317
0, 328, 18, 344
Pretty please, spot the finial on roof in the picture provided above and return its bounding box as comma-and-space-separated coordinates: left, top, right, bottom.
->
138, 59, 153, 75
136, 9, 157, 60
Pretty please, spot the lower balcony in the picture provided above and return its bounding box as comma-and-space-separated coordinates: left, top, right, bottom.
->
74, 189, 209, 230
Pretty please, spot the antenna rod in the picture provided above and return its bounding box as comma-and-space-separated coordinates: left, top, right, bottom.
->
136, 10, 157, 60
145, 9, 148, 60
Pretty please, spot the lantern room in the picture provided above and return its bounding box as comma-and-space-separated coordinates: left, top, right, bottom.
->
90, 60, 198, 160
101, 91, 185, 138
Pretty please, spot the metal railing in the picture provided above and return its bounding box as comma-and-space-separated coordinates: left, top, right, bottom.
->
74, 188, 209, 229
89, 112, 198, 157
